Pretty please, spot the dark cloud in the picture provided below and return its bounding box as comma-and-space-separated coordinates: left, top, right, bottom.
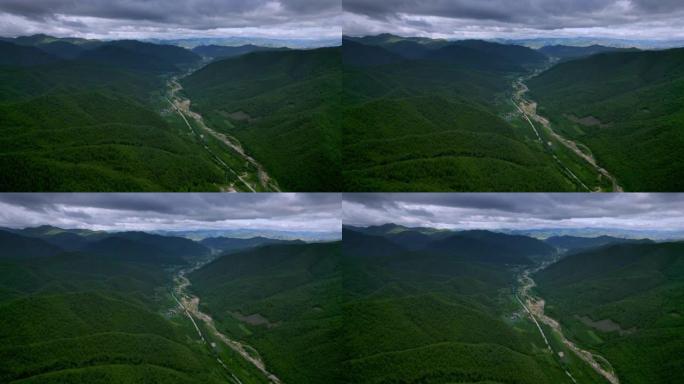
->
343, 193, 684, 231
0, 193, 341, 232
343, 0, 684, 39
0, 0, 341, 39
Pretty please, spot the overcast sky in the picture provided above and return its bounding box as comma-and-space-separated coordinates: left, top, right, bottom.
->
343, 193, 684, 231
0, 0, 340, 39
344, 0, 684, 40
0, 193, 341, 233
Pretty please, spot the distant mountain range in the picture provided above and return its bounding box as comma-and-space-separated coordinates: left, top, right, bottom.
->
144, 36, 340, 49
345, 223, 683, 242
491, 37, 684, 49
154, 228, 341, 242
0, 225, 331, 262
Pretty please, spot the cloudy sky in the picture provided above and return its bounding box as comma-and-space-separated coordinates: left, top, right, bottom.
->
0, 0, 340, 39
344, 0, 684, 40
0, 193, 341, 233
343, 193, 684, 232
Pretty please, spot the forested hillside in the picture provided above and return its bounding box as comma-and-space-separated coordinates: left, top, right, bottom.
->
528, 48, 684, 191
0, 226, 269, 383
535, 242, 684, 383
342, 34, 581, 191
182, 48, 341, 191
341, 226, 572, 383
190, 242, 342, 384
0, 36, 238, 191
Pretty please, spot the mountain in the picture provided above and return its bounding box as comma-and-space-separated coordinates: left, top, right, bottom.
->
452, 40, 548, 66
181, 47, 341, 191
0, 41, 58, 67
200, 236, 304, 253
342, 39, 405, 67
425, 230, 555, 264
147, 36, 339, 49
83, 233, 208, 265
426, 40, 547, 71
495, 37, 683, 50
535, 242, 684, 383
78, 40, 201, 71
528, 47, 684, 191
342, 227, 408, 257
190, 242, 342, 383
539, 44, 638, 60
34, 40, 87, 59
0, 230, 63, 260
112, 232, 209, 258
192, 44, 287, 59
343, 35, 580, 191
5, 225, 106, 251
545, 235, 653, 251
345, 224, 453, 250
1, 34, 101, 59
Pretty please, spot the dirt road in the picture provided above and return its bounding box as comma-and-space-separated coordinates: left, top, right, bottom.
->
173, 265, 282, 384
517, 266, 620, 384
512, 77, 623, 192
167, 71, 280, 192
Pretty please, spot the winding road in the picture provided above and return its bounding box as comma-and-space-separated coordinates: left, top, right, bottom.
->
517, 265, 620, 384
512, 76, 623, 192
173, 263, 282, 384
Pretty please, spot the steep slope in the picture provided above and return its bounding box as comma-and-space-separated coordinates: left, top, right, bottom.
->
425, 230, 555, 264
182, 48, 341, 191
535, 242, 684, 383
200, 236, 304, 253
538, 44, 638, 60
7, 225, 106, 251
342, 39, 405, 67
528, 47, 684, 190
78, 40, 201, 72
0, 41, 58, 67
190, 242, 342, 384
193, 44, 287, 59
83, 234, 208, 265
426, 40, 547, 72
545, 235, 653, 251
112, 232, 210, 260
0, 230, 63, 260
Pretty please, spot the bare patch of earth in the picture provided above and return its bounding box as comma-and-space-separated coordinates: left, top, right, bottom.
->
230, 311, 278, 328
576, 315, 636, 335
566, 114, 612, 127
227, 110, 257, 123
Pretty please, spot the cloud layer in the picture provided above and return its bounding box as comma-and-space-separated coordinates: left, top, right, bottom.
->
343, 0, 684, 39
343, 193, 684, 231
0, 193, 341, 233
0, 0, 341, 39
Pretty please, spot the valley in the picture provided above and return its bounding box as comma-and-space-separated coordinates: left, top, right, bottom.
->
0, 34, 337, 192
172, 261, 282, 383
512, 75, 623, 191
341, 220, 684, 384
343, 33, 684, 192
166, 69, 280, 192
0, 223, 338, 384
342, 34, 609, 192
517, 264, 619, 384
